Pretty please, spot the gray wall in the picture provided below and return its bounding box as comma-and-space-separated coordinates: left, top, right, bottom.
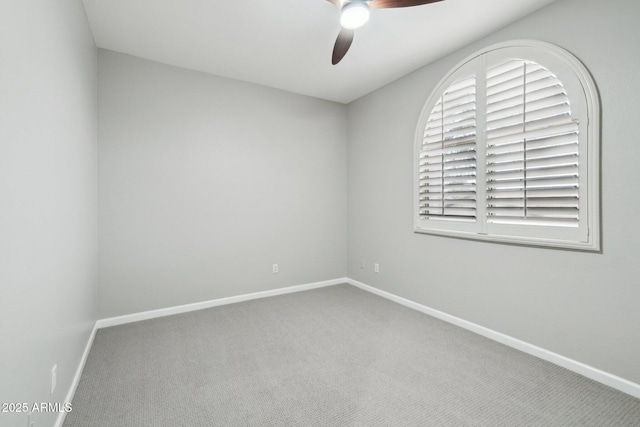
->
98, 51, 347, 318
347, 0, 640, 384
0, 1, 98, 426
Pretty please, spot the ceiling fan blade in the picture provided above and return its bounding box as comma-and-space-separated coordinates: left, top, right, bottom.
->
332, 28, 354, 65
370, 0, 445, 9
325, 0, 341, 8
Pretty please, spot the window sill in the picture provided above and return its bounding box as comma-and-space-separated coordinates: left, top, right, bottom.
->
413, 226, 600, 252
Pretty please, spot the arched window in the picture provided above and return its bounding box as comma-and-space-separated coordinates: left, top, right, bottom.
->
414, 40, 600, 250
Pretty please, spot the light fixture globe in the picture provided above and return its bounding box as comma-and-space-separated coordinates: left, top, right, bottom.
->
340, 1, 370, 29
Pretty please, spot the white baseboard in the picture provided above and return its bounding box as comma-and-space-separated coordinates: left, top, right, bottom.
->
96, 278, 347, 329
54, 321, 98, 427
347, 278, 640, 400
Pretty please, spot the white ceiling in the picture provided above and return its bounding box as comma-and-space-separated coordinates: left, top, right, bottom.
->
81, 0, 557, 104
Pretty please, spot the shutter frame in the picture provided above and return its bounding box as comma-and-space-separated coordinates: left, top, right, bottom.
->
415, 40, 600, 251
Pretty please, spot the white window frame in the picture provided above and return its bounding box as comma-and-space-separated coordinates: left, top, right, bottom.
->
414, 40, 600, 251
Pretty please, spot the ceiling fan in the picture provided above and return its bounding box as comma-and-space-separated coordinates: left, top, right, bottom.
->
326, 0, 445, 65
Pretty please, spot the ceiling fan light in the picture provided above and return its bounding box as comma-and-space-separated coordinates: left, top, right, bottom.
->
340, 2, 370, 30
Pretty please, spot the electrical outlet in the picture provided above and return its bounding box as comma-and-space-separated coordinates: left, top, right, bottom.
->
272, 264, 278, 273
51, 364, 57, 395
360, 259, 365, 269
374, 263, 379, 273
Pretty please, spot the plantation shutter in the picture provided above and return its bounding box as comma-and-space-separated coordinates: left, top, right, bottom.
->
485, 59, 580, 227
415, 41, 598, 250
418, 75, 477, 221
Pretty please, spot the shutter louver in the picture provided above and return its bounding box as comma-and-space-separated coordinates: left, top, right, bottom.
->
486, 59, 580, 227
419, 75, 477, 221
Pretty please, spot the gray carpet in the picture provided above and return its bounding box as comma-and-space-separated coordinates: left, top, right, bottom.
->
64, 284, 640, 426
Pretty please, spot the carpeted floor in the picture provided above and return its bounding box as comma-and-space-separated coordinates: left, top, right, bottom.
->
64, 284, 640, 426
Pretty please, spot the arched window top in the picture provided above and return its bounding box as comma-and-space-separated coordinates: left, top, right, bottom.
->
414, 40, 600, 251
